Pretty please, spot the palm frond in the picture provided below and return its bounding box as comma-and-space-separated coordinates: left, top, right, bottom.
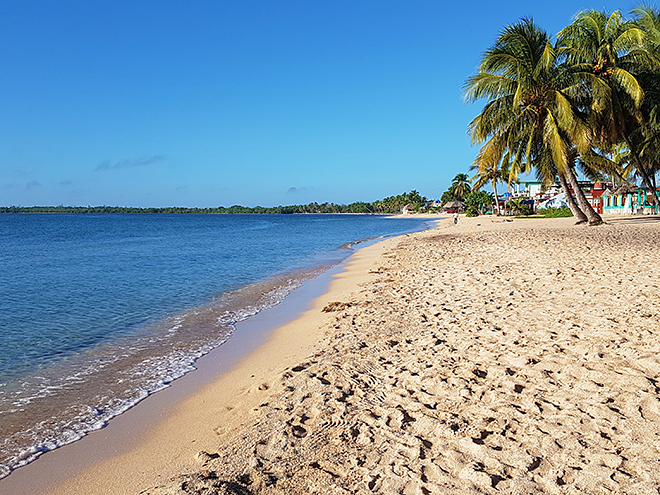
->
611, 67, 644, 104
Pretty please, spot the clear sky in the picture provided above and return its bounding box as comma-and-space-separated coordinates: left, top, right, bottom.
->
1, 0, 634, 207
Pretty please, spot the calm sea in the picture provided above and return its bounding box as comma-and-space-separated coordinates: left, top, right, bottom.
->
0, 213, 431, 477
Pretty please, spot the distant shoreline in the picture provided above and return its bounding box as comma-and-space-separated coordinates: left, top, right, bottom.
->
0, 191, 434, 215
0, 207, 441, 215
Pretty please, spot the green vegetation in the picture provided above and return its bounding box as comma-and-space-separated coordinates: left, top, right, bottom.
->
538, 206, 574, 218
465, 206, 479, 217
464, 190, 494, 216
507, 198, 533, 216
0, 191, 429, 215
371, 190, 427, 213
464, 7, 660, 226
440, 175, 495, 217
440, 174, 472, 203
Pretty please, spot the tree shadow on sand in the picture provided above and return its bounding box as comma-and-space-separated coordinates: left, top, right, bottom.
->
605, 215, 660, 225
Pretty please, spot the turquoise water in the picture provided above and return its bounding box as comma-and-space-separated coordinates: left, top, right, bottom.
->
0, 213, 431, 477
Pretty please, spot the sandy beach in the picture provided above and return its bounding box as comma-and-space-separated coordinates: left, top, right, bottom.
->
11, 214, 660, 494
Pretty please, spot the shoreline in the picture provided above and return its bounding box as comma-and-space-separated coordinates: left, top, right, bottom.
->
0, 227, 413, 495
0, 214, 434, 487
0, 268, 335, 494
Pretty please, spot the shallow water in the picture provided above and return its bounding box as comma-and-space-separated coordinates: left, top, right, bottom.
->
0, 213, 431, 477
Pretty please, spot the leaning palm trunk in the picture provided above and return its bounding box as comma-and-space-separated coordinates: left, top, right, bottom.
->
557, 172, 588, 224
492, 179, 501, 214
564, 167, 603, 225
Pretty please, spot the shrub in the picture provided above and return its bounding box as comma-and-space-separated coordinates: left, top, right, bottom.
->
538, 206, 573, 217
466, 205, 480, 217
508, 198, 533, 216
464, 191, 493, 215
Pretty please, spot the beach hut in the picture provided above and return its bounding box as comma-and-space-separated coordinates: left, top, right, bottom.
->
600, 188, 613, 212
401, 203, 415, 215
602, 183, 641, 215
443, 201, 464, 213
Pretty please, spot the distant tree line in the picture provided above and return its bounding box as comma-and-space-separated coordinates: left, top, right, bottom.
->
0, 191, 428, 215
439, 173, 495, 217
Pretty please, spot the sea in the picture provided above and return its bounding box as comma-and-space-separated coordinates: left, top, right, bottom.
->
0, 213, 432, 478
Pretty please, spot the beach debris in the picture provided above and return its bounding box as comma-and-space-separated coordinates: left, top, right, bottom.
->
195, 451, 220, 464
291, 425, 308, 438
472, 368, 487, 379
321, 301, 352, 312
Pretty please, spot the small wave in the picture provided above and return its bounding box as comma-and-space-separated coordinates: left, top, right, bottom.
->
337, 235, 386, 250
0, 215, 434, 478
0, 266, 327, 479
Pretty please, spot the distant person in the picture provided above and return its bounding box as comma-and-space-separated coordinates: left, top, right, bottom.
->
453, 212, 458, 225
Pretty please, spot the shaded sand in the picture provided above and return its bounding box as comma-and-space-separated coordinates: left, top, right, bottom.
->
36, 216, 660, 493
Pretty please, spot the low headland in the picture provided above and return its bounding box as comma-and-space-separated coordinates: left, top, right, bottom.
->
0, 190, 429, 215
6, 214, 660, 494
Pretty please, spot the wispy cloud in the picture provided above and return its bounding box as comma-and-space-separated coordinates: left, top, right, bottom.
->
287, 186, 311, 194
96, 155, 165, 172
26, 180, 41, 189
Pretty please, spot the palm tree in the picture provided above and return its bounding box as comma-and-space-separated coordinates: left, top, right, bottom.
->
470, 156, 506, 214
464, 18, 602, 225
449, 173, 472, 201
634, 4, 660, 44
632, 5, 660, 193
533, 147, 589, 223
580, 143, 636, 185
558, 9, 660, 205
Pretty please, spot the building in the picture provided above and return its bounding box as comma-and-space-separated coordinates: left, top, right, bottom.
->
512, 181, 545, 197
588, 182, 610, 214
602, 184, 659, 215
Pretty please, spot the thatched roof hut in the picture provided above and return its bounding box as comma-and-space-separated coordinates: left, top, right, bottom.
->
401, 203, 415, 214
611, 183, 638, 195
443, 201, 465, 211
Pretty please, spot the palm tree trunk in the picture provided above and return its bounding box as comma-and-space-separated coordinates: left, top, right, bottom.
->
557, 172, 588, 224
492, 179, 500, 214
637, 164, 659, 205
564, 166, 603, 225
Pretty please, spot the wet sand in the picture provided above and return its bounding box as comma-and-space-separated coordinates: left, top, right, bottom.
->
0, 230, 402, 494
11, 214, 660, 494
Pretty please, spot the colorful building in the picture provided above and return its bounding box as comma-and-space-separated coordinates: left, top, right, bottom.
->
588, 182, 610, 214
602, 184, 659, 215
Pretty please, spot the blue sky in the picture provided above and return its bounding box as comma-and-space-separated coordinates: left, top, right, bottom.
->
1, 0, 634, 207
